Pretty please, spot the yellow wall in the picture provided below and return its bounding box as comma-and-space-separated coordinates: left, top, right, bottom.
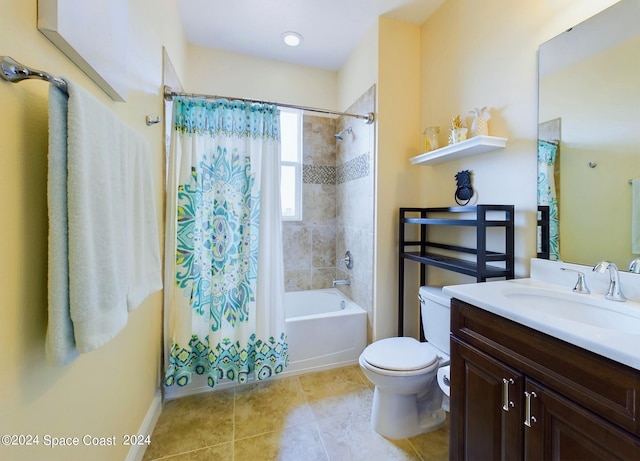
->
186, 45, 338, 109
364, 0, 620, 340
337, 25, 378, 113
374, 17, 423, 340
0, 1, 187, 460
416, 0, 620, 287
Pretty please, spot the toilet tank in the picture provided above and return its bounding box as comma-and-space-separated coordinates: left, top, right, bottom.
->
419, 286, 451, 355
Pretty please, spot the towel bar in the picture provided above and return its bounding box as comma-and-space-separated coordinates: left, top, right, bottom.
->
2, 56, 159, 127
1, 56, 68, 93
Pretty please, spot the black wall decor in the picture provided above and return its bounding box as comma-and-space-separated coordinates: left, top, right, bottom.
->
454, 170, 473, 205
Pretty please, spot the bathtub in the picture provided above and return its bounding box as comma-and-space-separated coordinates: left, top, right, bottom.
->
283, 288, 368, 376
164, 288, 367, 399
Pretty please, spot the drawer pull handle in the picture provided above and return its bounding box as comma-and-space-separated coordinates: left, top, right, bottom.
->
524, 391, 538, 427
502, 378, 515, 411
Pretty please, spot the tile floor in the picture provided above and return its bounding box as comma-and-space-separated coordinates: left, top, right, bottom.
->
143, 365, 449, 461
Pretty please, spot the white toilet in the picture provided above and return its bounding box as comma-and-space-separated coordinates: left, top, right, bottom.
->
359, 286, 451, 439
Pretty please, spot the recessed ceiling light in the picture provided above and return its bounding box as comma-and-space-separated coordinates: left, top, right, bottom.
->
282, 31, 303, 47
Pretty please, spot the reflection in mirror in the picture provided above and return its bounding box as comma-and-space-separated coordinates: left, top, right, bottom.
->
537, 0, 640, 271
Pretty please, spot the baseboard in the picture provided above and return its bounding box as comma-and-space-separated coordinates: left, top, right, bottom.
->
125, 389, 163, 461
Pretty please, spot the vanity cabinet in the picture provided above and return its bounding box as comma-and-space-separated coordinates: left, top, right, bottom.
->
450, 298, 640, 460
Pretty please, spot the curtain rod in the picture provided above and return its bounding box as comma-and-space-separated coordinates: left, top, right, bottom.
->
1, 56, 68, 93
163, 85, 375, 124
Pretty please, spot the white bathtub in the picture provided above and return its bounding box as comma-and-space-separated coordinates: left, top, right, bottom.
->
283, 288, 368, 375
164, 288, 367, 399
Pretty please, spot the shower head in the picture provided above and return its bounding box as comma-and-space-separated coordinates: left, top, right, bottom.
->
335, 126, 352, 141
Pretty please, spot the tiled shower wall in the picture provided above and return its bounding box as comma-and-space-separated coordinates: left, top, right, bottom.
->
282, 86, 376, 335
335, 86, 375, 328
283, 116, 337, 291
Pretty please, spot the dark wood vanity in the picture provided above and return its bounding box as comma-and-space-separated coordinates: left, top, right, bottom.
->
449, 298, 640, 460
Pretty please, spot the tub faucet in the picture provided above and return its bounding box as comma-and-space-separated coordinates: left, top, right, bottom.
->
332, 278, 351, 287
592, 261, 626, 302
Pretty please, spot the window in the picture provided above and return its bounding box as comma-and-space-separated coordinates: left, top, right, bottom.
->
280, 108, 302, 220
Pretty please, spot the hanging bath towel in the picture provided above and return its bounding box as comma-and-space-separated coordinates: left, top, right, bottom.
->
46, 80, 162, 365
46, 84, 77, 365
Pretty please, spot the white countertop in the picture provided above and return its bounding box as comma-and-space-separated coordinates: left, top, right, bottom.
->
443, 276, 640, 370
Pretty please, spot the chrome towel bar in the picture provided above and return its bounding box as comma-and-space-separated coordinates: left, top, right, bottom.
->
1, 56, 162, 127
1, 56, 68, 93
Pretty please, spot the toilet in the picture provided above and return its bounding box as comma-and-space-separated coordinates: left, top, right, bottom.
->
359, 286, 451, 439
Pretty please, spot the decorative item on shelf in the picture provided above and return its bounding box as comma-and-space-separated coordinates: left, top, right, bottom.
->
423, 126, 440, 151
454, 170, 474, 205
470, 107, 490, 137
448, 115, 468, 145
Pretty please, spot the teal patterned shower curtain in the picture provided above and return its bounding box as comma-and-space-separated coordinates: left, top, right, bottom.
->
164, 97, 288, 388
537, 140, 560, 260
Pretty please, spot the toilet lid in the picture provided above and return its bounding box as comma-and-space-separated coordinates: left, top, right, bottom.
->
362, 337, 438, 371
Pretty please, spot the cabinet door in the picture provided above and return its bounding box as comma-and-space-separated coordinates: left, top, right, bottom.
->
451, 338, 524, 461
524, 379, 640, 460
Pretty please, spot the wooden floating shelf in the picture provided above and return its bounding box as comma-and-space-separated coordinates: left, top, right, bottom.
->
410, 135, 508, 166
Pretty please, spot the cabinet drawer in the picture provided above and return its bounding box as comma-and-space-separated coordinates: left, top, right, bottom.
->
451, 298, 640, 436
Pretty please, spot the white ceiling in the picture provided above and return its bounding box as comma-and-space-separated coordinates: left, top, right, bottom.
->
177, 0, 445, 71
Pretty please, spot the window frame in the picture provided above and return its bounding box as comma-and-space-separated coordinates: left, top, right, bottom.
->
279, 107, 303, 221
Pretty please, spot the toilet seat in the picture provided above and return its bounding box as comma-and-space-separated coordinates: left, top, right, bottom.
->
361, 337, 438, 373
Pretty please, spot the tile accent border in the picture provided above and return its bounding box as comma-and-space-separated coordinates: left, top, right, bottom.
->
337, 152, 370, 184
303, 153, 370, 185
303, 164, 336, 185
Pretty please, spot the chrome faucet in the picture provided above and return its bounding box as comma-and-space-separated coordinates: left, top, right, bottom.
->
340, 250, 354, 269
332, 278, 351, 287
592, 261, 626, 302
629, 258, 640, 274
560, 268, 590, 294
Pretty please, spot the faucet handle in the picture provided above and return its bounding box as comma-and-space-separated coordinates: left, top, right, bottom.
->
560, 268, 591, 294
629, 258, 640, 274
340, 251, 354, 269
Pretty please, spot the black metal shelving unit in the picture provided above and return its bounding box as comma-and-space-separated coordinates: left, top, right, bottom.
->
537, 205, 550, 259
398, 205, 515, 337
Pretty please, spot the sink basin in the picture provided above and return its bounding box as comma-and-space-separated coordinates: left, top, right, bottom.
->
502, 286, 640, 335
444, 274, 640, 370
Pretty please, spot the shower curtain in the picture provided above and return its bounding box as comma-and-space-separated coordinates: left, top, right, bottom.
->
537, 140, 560, 260
164, 97, 288, 388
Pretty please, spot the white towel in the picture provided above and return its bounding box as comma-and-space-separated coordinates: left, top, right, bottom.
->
66, 81, 130, 352
46, 80, 162, 364
46, 85, 79, 366
125, 131, 163, 311
633, 179, 640, 254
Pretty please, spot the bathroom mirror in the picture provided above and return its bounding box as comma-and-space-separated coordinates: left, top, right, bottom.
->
537, 0, 640, 270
